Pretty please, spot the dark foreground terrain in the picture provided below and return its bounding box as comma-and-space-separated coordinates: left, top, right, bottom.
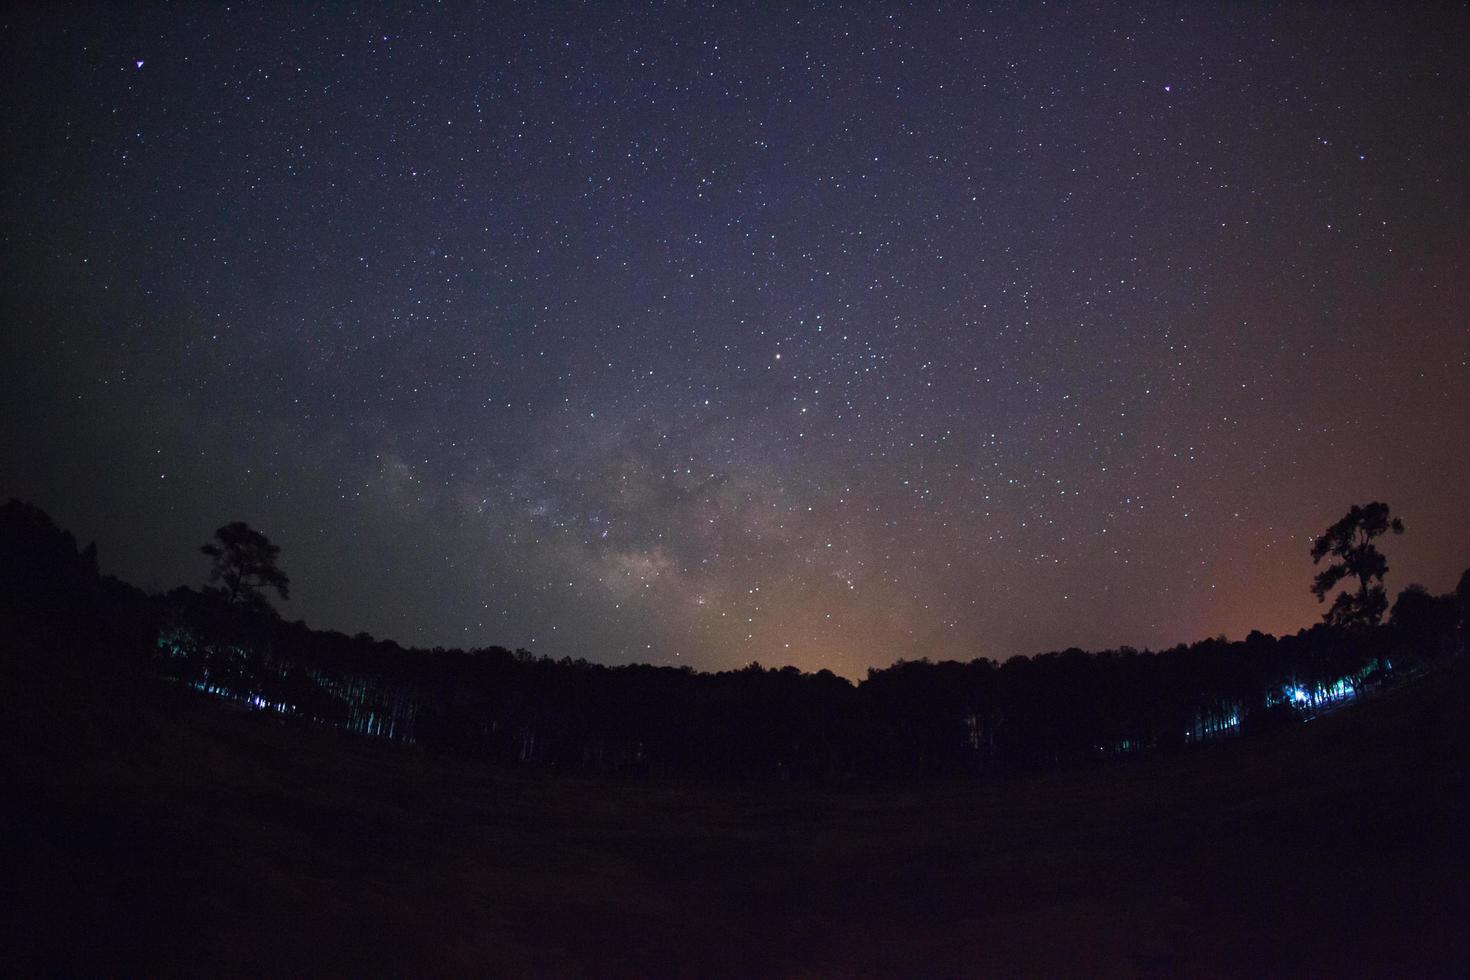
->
5, 632, 1467, 977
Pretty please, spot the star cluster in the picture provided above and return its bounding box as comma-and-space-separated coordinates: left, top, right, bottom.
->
3, 4, 1467, 676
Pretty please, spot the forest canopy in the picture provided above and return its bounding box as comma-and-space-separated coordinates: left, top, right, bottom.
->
3, 499, 1466, 782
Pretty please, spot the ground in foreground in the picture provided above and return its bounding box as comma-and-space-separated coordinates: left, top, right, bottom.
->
4, 638, 1467, 977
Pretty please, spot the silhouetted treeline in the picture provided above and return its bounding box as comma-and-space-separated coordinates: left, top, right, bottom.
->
5, 500, 1468, 782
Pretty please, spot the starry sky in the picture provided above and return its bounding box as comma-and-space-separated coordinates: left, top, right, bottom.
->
3, 3, 1468, 677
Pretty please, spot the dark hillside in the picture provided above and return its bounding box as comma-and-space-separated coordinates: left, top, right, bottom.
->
5, 619, 1467, 976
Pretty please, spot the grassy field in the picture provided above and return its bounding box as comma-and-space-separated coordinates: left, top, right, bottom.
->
5, 634, 1467, 977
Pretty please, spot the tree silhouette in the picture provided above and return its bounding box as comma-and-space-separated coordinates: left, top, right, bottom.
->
1391, 584, 1458, 664
1456, 568, 1470, 657
12, 500, 1466, 784
201, 522, 290, 609
1310, 502, 1404, 629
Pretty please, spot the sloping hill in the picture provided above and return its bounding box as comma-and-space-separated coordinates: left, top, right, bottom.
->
4, 629, 1467, 977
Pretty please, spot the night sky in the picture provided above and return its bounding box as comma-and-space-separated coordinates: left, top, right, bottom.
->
3, 4, 1467, 678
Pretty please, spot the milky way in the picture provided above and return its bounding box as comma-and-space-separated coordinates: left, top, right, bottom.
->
3, 4, 1467, 676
